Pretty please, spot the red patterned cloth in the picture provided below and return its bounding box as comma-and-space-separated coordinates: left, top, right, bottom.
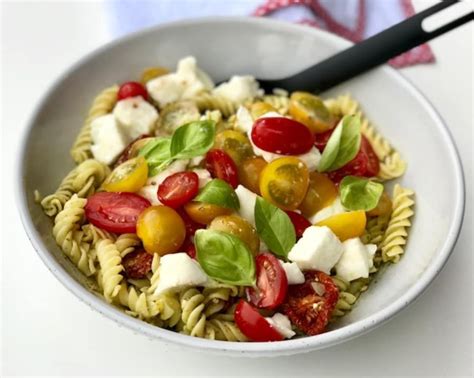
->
253, 0, 435, 68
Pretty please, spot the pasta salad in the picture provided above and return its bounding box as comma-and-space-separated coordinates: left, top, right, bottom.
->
37, 56, 415, 342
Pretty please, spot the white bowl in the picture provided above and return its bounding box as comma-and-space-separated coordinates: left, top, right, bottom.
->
16, 17, 465, 356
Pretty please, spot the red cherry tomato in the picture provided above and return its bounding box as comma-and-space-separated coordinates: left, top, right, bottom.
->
234, 300, 284, 342
157, 172, 199, 208
246, 253, 288, 309
177, 207, 205, 236
360, 136, 380, 177
122, 249, 153, 279
182, 239, 196, 259
328, 148, 368, 184
251, 117, 315, 155
285, 211, 311, 239
85, 192, 150, 234
282, 271, 339, 336
313, 128, 334, 152
205, 149, 239, 188
115, 134, 151, 166
117, 81, 148, 100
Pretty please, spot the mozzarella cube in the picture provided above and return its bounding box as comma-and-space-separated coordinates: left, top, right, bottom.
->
309, 197, 347, 224
192, 168, 212, 188
335, 238, 377, 282
90, 114, 128, 165
113, 96, 159, 139
213, 75, 262, 104
288, 226, 343, 274
147, 74, 185, 106
137, 185, 161, 205
235, 106, 254, 133
265, 313, 295, 339
279, 260, 305, 285
154, 253, 209, 296
235, 185, 258, 226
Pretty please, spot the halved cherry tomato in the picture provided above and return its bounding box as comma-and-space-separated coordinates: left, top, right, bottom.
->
259, 157, 309, 210
115, 134, 153, 166
298, 172, 338, 218
238, 157, 267, 195
206, 149, 239, 188
117, 81, 148, 100
360, 136, 380, 177
102, 156, 148, 193
214, 130, 253, 165
289, 92, 337, 133
209, 215, 260, 255
122, 249, 153, 279
250, 102, 277, 118
285, 211, 311, 239
234, 300, 283, 342
136, 205, 186, 255
183, 201, 232, 225
140, 66, 169, 84
176, 207, 204, 236
85, 192, 150, 234
316, 210, 366, 241
367, 191, 392, 217
157, 171, 199, 208
251, 117, 315, 155
282, 270, 339, 336
247, 253, 288, 309
313, 128, 334, 152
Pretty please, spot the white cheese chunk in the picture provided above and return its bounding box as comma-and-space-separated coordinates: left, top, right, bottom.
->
288, 226, 343, 274
154, 253, 209, 296
90, 114, 128, 165
213, 75, 262, 104
310, 197, 347, 224
113, 96, 159, 139
279, 260, 305, 285
137, 185, 161, 205
265, 313, 295, 339
235, 106, 254, 133
335, 238, 377, 282
235, 185, 258, 226
192, 168, 212, 188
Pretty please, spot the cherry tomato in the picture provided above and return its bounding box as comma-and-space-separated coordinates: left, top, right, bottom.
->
115, 135, 154, 166
157, 171, 199, 208
259, 157, 309, 210
367, 192, 392, 217
209, 215, 260, 255
85, 192, 150, 234
360, 136, 380, 177
214, 130, 253, 165
136, 205, 186, 255
117, 81, 148, 101
247, 253, 288, 309
316, 210, 366, 241
176, 207, 204, 236
282, 271, 339, 336
179, 237, 197, 259
183, 201, 232, 225
250, 102, 277, 118
298, 172, 338, 218
313, 128, 334, 152
327, 148, 368, 184
205, 149, 239, 188
285, 211, 311, 239
289, 92, 337, 133
122, 249, 153, 279
238, 157, 267, 195
140, 66, 169, 84
234, 300, 284, 342
251, 117, 315, 155
102, 156, 148, 193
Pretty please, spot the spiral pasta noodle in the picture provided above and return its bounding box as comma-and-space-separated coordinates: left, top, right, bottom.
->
192, 93, 238, 117
380, 185, 415, 263
261, 94, 290, 115
96, 239, 124, 302
114, 233, 141, 258
179, 288, 209, 337
70, 85, 119, 164
206, 319, 247, 342
116, 284, 160, 319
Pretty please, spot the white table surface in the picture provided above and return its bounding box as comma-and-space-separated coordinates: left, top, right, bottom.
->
1, 1, 472, 376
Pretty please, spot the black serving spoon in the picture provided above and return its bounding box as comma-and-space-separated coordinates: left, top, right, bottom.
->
254, 0, 473, 94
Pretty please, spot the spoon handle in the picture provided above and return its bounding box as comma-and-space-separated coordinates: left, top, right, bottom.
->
274, 0, 473, 93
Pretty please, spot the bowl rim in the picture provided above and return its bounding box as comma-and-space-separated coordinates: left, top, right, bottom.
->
16, 16, 465, 355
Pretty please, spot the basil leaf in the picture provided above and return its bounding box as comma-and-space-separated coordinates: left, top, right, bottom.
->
195, 229, 256, 286
194, 179, 240, 210
139, 137, 173, 176
254, 197, 296, 259
170, 120, 215, 159
318, 115, 361, 172
340, 176, 384, 211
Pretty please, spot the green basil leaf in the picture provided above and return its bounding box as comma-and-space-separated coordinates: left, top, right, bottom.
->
318, 115, 361, 172
194, 179, 240, 210
340, 176, 384, 211
195, 229, 256, 286
170, 120, 215, 159
254, 197, 296, 259
139, 137, 173, 176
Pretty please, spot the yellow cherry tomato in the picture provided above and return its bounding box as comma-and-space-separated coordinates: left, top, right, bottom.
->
136, 205, 186, 255
299, 172, 338, 218
102, 156, 148, 193
289, 91, 336, 133
367, 192, 392, 217
209, 215, 260, 255
259, 157, 309, 211
316, 211, 366, 241
183, 201, 233, 225
238, 156, 267, 195
214, 130, 253, 165
140, 66, 170, 84
250, 102, 277, 118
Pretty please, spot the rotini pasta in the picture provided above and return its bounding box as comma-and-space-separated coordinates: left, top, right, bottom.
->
192, 92, 238, 117
261, 94, 290, 115
179, 288, 209, 337
96, 239, 124, 302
